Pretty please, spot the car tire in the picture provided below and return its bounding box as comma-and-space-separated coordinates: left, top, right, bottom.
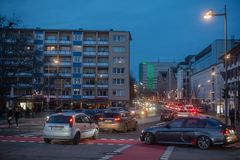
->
43, 138, 51, 144
92, 129, 99, 140
197, 136, 211, 150
144, 132, 155, 145
72, 132, 80, 145
123, 124, 128, 133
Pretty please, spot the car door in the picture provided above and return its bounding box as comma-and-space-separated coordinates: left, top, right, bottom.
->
75, 115, 88, 138
156, 118, 186, 143
81, 114, 95, 138
181, 118, 206, 144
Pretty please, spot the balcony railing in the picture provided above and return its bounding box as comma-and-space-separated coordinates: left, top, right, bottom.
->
98, 73, 108, 78
82, 84, 95, 88
45, 39, 57, 43
59, 40, 72, 44
83, 52, 96, 56
44, 51, 58, 55
83, 40, 96, 45
96, 96, 109, 98
97, 84, 108, 88
97, 63, 108, 67
82, 96, 95, 99
98, 52, 109, 56
59, 51, 72, 55
98, 41, 109, 45
82, 73, 96, 77
83, 63, 96, 67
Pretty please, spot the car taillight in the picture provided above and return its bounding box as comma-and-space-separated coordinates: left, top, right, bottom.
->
114, 117, 121, 121
69, 117, 73, 127
99, 117, 103, 121
220, 128, 230, 136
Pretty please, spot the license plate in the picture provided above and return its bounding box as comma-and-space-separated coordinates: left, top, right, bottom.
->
104, 120, 112, 123
51, 126, 63, 131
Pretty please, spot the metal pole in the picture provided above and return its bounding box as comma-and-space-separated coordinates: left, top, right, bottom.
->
224, 4, 228, 125
48, 64, 50, 111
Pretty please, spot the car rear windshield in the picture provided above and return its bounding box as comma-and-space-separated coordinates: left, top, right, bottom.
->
47, 115, 70, 123
103, 113, 120, 118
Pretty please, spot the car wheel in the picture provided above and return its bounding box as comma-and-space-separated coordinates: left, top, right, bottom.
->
197, 136, 211, 150
92, 129, 99, 140
123, 124, 128, 133
144, 132, 155, 145
43, 138, 51, 144
72, 132, 80, 145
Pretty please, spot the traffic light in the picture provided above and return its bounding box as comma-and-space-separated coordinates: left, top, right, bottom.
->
221, 88, 230, 99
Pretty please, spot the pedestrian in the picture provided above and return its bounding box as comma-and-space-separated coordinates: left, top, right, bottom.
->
14, 105, 21, 128
7, 108, 13, 128
229, 108, 235, 127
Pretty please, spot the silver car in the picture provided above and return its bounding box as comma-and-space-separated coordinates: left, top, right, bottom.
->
43, 112, 99, 145
140, 116, 238, 150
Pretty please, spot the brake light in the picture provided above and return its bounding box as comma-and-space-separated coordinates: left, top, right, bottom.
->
114, 117, 121, 121
220, 128, 230, 136
69, 117, 73, 127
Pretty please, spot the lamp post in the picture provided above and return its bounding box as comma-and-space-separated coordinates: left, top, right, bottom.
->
204, 5, 228, 124
53, 58, 59, 107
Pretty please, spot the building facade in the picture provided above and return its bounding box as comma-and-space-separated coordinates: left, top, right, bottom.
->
139, 62, 177, 92
1, 28, 131, 110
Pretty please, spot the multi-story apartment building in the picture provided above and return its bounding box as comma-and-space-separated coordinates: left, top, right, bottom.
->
139, 62, 177, 92
1, 28, 131, 111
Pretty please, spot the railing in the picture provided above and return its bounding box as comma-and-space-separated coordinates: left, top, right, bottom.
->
82, 73, 96, 77
82, 96, 96, 99
98, 41, 109, 45
82, 84, 95, 88
59, 40, 72, 44
44, 51, 58, 55
83, 63, 96, 67
97, 84, 108, 88
83, 40, 96, 45
45, 39, 57, 43
59, 51, 72, 55
83, 52, 96, 56
98, 52, 109, 56
97, 63, 108, 67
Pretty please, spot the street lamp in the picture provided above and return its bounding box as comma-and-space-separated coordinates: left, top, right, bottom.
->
54, 57, 60, 107
203, 5, 228, 124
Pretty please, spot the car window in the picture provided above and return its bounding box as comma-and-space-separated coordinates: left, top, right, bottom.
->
205, 118, 224, 128
168, 118, 185, 128
81, 115, 90, 123
184, 118, 206, 128
75, 115, 82, 123
47, 115, 70, 123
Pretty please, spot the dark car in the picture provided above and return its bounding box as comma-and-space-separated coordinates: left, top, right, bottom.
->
140, 116, 238, 150
159, 109, 177, 121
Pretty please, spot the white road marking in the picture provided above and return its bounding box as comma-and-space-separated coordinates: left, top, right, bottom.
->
160, 146, 174, 160
114, 144, 131, 153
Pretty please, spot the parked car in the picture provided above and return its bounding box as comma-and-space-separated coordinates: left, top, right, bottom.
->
98, 111, 138, 132
43, 112, 99, 145
159, 109, 177, 121
140, 116, 238, 150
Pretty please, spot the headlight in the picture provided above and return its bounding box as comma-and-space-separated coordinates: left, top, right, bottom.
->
141, 111, 145, 115
131, 111, 135, 114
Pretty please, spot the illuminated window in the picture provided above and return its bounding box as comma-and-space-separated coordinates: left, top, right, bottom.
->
73, 45, 82, 52
47, 46, 56, 51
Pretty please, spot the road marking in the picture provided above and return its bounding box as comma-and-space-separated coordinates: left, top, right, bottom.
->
160, 146, 174, 160
113, 144, 131, 153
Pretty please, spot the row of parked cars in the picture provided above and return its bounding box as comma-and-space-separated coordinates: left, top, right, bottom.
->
43, 107, 138, 145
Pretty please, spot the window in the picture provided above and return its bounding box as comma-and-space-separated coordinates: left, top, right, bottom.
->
98, 90, 107, 96
184, 118, 206, 128
112, 47, 125, 53
35, 34, 43, 40
84, 90, 93, 96
113, 79, 124, 85
73, 78, 81, 84
46, 35, 56, 40
73, 67, 81, 73
73, 56, 81, 63
75, 116, 82, 123
113, 68, 125, 74
81, 115, 90, 123
73, 34, 81, 41
113, 57, 125, 63
168, 118, 185, 128
112, 89, 124, 96
73, 89, 80, 95
46, 46, 56, 51
113, 35, 126, 42
73, 45, 82, 52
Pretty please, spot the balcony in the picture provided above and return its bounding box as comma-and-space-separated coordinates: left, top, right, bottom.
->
59, 62, 72, 66
44, 51, 58, 55
83, 63, 96, 67
59, 51, 72, 55
83, 52, 96, 56
82, 84, 95, 88
59, 40, 72, 45
97, 84, 108, 88
64, 84, 71, 88
83, 73, 96, 78
82, 96, 95, 99
98, 52, 109, 56
98, 74, 108, 78
59, 95, 72, 99
96, 96, 109, 98
83, 40, 96, 45
97, 63, 108, 67
98, 40, 109, 45
59, 73, 72, 77
45, 39, 57, 44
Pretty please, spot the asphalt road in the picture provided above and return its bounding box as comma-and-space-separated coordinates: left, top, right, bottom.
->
0, 108, 239, 160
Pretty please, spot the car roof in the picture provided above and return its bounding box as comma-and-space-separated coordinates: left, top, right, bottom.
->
50, 112, 86, 117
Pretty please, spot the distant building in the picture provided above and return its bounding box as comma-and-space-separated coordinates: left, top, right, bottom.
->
139, 62, 177, 99
1, 28, 131, 110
